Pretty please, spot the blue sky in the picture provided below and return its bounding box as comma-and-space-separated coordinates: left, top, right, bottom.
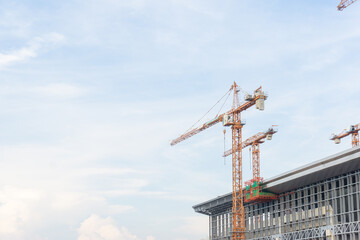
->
0, 1, 360, 240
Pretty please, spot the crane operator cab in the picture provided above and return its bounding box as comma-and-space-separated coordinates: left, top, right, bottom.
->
223, 114, 234, 126
222, 114, 246, 127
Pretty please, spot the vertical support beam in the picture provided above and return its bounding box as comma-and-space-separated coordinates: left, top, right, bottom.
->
252, 143, 261, 182
221, 214, 224, 238
209, 216, 211, 240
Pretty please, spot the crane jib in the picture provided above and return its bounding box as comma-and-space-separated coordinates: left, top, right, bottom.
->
170, 117, 221, 146
170, 92, 267, 146
223, 128, 277, 157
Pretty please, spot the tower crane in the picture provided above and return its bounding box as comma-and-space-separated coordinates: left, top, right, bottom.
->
224, 127, 278, 203
338, 0, 358, 10
171, 82, 266, 240
330, 123, 360, 147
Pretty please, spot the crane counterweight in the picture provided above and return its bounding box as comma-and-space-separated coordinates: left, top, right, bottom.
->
330, 123, 360, 147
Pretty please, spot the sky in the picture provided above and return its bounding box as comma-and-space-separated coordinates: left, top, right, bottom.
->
0, 0, 360, 240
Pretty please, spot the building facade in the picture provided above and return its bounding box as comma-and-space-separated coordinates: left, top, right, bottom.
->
193, 147, 360, 240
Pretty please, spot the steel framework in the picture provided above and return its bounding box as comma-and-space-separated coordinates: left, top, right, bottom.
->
232, 113, 245, 239
250, 221, 360, 240
252, 143, 260, 183
206, 169, 360, 240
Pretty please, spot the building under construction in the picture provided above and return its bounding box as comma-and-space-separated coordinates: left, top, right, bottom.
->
193, 147, 360, 240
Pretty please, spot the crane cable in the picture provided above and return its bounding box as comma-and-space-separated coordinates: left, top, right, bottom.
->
249, 147, 252, 170
223, 129, 226, 165
184, 88, 232, 134
216, 90, 232, 117
237, 86, 250, 96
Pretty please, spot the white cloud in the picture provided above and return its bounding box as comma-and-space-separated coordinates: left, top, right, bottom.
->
176, 216, 208, 237
100, 190, 167, 197
0, 32, 64, 67
0, 186, 41, 235
0, 186, 134, 239
77, 168, 140, 176
78, 215, 139, 240
172, 0, 223, 19
0, 47, 37, 67
77, 215, 156, 240
0, 83, 85, 99
30, 83, 85, 97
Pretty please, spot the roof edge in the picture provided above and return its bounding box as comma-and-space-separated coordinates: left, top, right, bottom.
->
193, 147, 360, 209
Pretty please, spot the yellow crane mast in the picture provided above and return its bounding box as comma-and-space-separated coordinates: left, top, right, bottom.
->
171, 82, 267, 240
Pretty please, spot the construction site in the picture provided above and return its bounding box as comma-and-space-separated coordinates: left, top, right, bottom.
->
171, 81, 360, 240
3, 0, 360, 239
171, 8, 360, 233
193, 147, 360, 240
169, 4, 360, 239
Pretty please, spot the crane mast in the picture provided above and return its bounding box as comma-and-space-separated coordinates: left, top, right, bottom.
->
338, 0, 358, 10
231, 83, 246, 239
252, 138, 262, 183
330, 124, 360, 147
171, 82, 266, 240
232, 112, 244, 239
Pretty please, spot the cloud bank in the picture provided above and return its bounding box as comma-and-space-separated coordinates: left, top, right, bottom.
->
78, 215, 155, 240
0, 32, 64, 67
